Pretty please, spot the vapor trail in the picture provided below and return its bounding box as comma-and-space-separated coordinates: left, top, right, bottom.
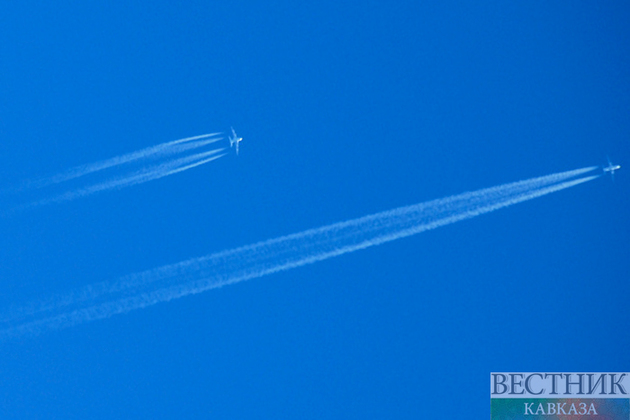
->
0, 167, 599, 338
20, 148, 227, 209
12, 133, 221, 192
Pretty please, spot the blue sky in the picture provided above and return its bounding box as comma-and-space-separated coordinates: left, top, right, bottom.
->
0, 1, 628, 418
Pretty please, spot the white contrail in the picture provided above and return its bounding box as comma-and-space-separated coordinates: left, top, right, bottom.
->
10, 133, 222, 192
0, 167, 599, 338
18, 148, 227, 209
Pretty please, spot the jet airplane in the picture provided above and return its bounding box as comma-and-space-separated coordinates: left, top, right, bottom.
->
229, 127, 243, 155
603, 157, 621, 181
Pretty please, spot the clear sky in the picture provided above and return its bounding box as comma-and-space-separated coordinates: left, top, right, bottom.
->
0, 1, 628, 418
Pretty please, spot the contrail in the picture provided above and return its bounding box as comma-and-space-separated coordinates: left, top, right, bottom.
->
16, 148, 227, 209
0, 167, 599, 338
8, 133, 222, 192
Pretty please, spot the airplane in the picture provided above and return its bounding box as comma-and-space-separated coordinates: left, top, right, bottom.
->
603, 156, 621, 181
228, 127, 243, 155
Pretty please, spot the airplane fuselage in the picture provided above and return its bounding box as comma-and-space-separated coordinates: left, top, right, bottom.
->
603, 160, 621, 181
603, 164, 621, 172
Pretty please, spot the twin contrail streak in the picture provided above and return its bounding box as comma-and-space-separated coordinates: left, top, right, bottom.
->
13, 133, 221, 192
0, 167, 599, 338
21, 148, 227, 208
3, 133, 228, 213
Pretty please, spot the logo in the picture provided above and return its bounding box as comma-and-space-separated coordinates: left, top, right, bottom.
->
491, 373, 630, 419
